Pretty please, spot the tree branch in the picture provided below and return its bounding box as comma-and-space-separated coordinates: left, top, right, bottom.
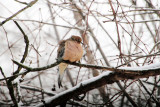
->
4, 59, 159, 81
1, 59, 160, 106
0, 0, 38, 26
8, 21, 29, 82
36, 64, 160, 106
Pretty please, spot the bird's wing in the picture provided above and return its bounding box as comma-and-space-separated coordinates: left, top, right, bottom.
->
57, 40, 66, 59
57, 40, 68, 88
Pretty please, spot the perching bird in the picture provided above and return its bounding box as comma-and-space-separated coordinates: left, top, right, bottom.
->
57, 35, 83, 88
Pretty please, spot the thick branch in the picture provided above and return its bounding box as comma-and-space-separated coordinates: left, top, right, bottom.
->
0, 55, 158, 106
9, 21, 29, 82
36, 65, 160, 106
10, 60, 160, 106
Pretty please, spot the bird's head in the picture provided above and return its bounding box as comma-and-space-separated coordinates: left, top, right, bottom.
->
70, 35, 82, 44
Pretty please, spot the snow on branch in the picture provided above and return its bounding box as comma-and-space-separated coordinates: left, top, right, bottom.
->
35, 62, 160, 106
1, 55, 156, 106
8, 59, 160, 106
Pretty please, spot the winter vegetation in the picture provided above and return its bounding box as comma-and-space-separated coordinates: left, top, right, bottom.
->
0, 0, 160, 106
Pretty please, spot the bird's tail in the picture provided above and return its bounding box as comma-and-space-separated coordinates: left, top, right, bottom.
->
58, 63, 68, 88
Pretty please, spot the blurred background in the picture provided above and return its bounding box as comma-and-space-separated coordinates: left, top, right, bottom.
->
0, 0, 160, 106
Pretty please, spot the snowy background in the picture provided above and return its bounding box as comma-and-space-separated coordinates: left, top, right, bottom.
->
0, 0, 160, 106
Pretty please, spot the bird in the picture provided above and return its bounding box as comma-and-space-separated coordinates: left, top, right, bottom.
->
57, 35, 83, 88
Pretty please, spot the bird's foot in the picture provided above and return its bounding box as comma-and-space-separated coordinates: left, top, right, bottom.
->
56, 57, 63, 62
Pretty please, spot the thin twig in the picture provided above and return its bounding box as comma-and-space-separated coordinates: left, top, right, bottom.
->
0, 0, 38, 26
10, 59, 160, 76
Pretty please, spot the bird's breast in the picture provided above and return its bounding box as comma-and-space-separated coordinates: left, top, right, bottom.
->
63, 41, 83, 62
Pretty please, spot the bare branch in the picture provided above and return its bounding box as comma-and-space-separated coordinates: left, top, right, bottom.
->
0, 0, 38, 26
10, 59, 160, 79
36, 65, 160, 106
